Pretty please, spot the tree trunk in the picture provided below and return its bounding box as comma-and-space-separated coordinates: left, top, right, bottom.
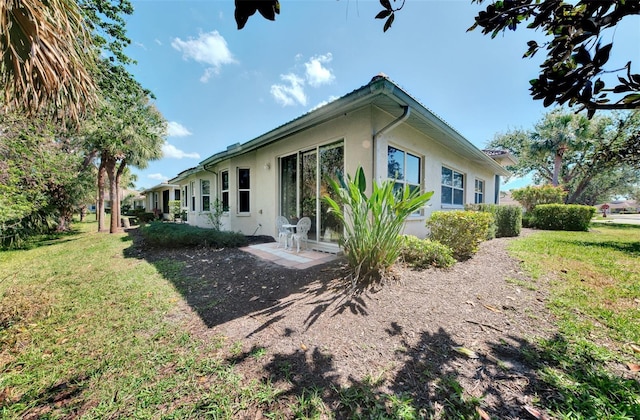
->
114, 159, 127, 231
97, 161, 107, 232
102, 155, 119, 233
552, 150, 563, 187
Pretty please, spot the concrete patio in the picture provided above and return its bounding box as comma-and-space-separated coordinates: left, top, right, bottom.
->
241, 242, 340, 269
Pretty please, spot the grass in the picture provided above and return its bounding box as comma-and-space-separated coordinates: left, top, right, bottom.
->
1, 219, 639, 418
508, 223, 640, 419
0, 220, 265, 418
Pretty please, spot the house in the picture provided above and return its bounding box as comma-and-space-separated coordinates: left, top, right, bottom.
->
148, 74, 510, 252
141, 182, 181, 218
94, 188, 145, 213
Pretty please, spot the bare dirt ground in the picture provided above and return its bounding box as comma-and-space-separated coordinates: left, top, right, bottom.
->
130, 229, 560, 419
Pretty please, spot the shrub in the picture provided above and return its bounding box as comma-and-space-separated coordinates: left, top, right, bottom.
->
494, 205, 522, 237
512, 185, 566, 212
465, 203, 522, 238
427, 210, 494, 261
531, 204, 596, 231
324, 166, 434, 288
140, 222, 248, 248
400, 235, 455, 269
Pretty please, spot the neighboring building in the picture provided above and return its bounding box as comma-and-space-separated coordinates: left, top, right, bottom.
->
149, 74, 511, 252
141, 182, 181, 218
96, 188, 145, 213
597, 200, 639, 214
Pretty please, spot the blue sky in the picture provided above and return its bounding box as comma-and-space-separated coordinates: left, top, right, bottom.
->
124, 0, 640, 191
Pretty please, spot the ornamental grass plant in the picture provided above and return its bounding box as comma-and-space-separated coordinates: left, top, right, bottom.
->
324, 167, 434, 289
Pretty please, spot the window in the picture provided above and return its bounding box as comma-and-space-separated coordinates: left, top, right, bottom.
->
182, 185, 188, 208
474, 179, 484, 204
174, 189, 181, 201
190, 181, 195, 212
238, 168, 250, 213
441, 167, 465, 206
388, 146, 422, 214
221, 171, 229, 212
153, 192, 159, 210
201, 180, 210, 211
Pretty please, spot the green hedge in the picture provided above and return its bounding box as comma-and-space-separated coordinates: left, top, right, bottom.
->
399, 235, 455, 269
140, 222, 248, 248
465, 204, 522, 238
426, 210, 494, 261
532, 204, 596, 231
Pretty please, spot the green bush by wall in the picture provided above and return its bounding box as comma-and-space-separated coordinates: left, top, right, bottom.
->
426, 210, 494, 261
465, 204, 522, 238
399, 235, 455, 269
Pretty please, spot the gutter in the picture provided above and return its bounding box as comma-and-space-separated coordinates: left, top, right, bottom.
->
372, 105, 410, 181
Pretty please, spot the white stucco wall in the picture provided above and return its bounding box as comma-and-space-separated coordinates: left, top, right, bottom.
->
177, 104, 504, 240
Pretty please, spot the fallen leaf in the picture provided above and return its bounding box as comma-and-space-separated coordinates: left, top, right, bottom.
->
483, 304, 502, 313
524, 404, 550, 419
476, 406, 490, 420
300, 343, 307, 351
627, 363, 640, 372
629, 343, 640, 354
453, 346, 479, 359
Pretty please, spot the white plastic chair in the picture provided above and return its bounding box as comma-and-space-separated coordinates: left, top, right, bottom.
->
291, 217, 311, 252
276, 216, 291, 248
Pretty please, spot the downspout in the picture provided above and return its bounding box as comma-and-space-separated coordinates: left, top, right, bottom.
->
372, 105, 410, 181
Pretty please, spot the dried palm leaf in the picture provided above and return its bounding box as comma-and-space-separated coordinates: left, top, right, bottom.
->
0, 0, 97, 122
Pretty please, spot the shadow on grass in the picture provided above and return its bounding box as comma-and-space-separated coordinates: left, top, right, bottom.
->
559, 239, 640, 257
592, 222, 640, 230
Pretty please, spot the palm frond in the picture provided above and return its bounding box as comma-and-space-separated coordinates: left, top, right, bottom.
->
0, 0, 97, 122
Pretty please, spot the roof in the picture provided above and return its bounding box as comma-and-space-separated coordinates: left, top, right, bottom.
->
483, 149, 519, 167
141, 182, 180, 195
198, 74, 509, 176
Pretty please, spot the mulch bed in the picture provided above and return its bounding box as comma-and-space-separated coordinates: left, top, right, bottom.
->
129, 229, 560, 419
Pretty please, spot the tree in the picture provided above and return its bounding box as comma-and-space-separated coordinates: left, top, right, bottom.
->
0, 0, 97, 120
489, 109, 640, 205
0, 110, 97, 246
467, 1, 640, 116
83, 62, 165, 233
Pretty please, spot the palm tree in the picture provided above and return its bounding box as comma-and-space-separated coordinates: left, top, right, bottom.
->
529, 110, 589, 187
0, 0, 96, 120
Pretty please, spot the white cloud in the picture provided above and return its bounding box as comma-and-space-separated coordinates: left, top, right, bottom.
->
270, 73, 307, 107
162, 142, 201, 159
305, 53, 335, 87
148, 173, 168, 181
271, 53, 335, 107
167, 121, 192, 137
154, 39, 162, 46
171, 31, 237, 82
309, 95, 340, 112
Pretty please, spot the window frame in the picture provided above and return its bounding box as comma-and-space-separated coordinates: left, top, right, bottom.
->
201, 179, 211, 212
474, 179, 485, 204
182, 185, 188, 208
441, 166, 465, 207
190, 181, 196, 212
237, 167, 251, 214
220, 170, 229, 213
387, 145, 423, 216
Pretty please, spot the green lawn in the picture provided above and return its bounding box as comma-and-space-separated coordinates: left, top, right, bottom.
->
1, 221, 639, 418
508, 224, 640, 419
0, 221, 264, 418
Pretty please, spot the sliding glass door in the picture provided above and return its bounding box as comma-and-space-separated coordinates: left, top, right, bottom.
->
279, 141, 344, 245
